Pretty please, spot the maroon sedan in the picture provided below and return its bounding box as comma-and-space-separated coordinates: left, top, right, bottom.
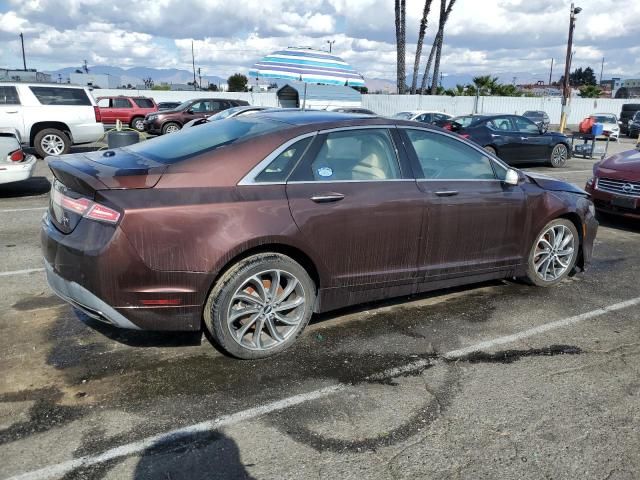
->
42, 112, 598, 359
586, 147, 640, 220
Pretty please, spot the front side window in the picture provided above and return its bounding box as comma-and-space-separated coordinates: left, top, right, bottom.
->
416, 113, 432, 123
513, 116, 540, 134
0, 87, 21, 105
189, 101, 209, 113
255, 137, 312, 183
302, 129, 401, 182
406, 129, 496, 180
29, 87, 91, 106
486, 117, 514, 131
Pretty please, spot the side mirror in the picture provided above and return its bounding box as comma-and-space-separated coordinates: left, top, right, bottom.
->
186, 109, 194, 115
504, 168, 519, 186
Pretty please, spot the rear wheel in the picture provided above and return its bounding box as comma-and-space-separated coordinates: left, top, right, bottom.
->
34, 128, 70, 157
204, 253, 315, 359
550, 143, 568, 167
162, 122, 181, 134
130, 117, 145, 132
525, 219, 579, 287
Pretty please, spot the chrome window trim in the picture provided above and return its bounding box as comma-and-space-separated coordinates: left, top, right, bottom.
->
317, 124, 398, 134
287, 179, 416, 185
398, 125, 512, 180
237, 131, 318, 185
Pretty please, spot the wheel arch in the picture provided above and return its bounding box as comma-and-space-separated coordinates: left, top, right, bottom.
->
557, 211, 585, 271
30, 122, 72, 146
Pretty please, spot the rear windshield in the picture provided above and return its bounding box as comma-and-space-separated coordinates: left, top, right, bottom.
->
124, 117, 286, 164
592, 115, 616, 123
133, 98, 155, 108
29, 86, 92, 106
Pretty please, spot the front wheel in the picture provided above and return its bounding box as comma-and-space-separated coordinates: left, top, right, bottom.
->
550, 143, 568, 167
525, 219, 579, 287
162, 122, 181, 134
204, 253, 315, 359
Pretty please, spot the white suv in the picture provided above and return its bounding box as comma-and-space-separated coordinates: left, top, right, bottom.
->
0, 82, 104, 157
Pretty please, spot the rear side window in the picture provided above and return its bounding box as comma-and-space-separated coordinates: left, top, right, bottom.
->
113, 98, 132, 108
255, 137, 312, 183
0, 87, 20, 105
29, 87, 91, 106
133, 98, 155, 108
124, 117, 286, 164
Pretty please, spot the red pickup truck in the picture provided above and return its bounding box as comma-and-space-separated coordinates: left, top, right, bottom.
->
96, 96, 158, 131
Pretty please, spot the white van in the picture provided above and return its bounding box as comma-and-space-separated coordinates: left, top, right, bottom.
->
0, 82, 104, 157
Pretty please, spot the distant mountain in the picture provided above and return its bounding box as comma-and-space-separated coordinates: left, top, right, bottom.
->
45, 65, 226, 87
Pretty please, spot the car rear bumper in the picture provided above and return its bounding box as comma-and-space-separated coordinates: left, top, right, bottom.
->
0, 154, 36, 184
41, 212, 210, 331
586, 184, 640, 220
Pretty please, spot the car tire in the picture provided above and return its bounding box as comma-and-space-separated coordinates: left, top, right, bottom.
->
484, 145, 497, 156
162, 122, 181, 135
130, 117, 145, 132
34, 128, 71, 158
549, 143, 568, 168
524, 218, 579, 287
203, 253, 316, 359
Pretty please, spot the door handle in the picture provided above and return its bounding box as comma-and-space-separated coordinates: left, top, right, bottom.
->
5, 111, 18, 114
310, 193, 345, 203
435, 190, 459, 197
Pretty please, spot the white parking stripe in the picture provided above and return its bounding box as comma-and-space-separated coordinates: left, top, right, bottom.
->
0, 268, 45, 277
5, 296, 640, 480
0, 207, 47, 213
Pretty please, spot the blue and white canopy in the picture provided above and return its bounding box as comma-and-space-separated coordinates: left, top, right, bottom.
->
249, 47, 365, 87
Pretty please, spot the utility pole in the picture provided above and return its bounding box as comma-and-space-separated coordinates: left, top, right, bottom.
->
599, 57, 604, 84
197, 67, 202, 90
560, 3, 581, 133
19, 33, 27, 70
548, 58, 554, 85
191, 40, 197, 91
326, 40, 335, 53
83, 59, 89, 73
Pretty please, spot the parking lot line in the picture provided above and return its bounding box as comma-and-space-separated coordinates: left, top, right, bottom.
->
0, 207, 47, 213
0, 268, 45, 277
6, 295, 640, 480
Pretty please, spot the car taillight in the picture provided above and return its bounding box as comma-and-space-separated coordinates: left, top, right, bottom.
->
94, 106, 102, 122
9, 149, 24, 162
442, 122, 452, 130
51, 188, 120, 223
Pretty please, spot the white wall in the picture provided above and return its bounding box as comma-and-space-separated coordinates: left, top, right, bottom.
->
93, 89, 629, 124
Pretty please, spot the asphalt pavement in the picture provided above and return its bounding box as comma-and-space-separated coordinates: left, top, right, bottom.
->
1, 137, 639, 480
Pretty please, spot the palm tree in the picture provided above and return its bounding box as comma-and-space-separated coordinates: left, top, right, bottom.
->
472, 75, 499, 96
410, 0, 434, 94
395, 0, 407, 94
430, 0, 457, 94
419, 0, 456, 93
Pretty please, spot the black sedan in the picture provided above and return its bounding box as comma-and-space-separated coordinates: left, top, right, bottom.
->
628, 111, 640, 138
456, 114, 571, 167
523, 110, 551, 131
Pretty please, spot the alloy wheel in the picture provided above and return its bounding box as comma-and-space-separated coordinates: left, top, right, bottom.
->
164, 124, 180, 134
41, 134, 65, 155
133, 119, 144, 131
533, 224, 575, 281
227, 269, 307, 351
551, 144, 568, 167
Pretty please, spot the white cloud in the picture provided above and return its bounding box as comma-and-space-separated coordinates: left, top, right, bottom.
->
0, 0, 638, 82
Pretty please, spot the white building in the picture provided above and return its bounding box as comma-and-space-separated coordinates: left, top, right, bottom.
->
69, 72, 121, 89
0, 68, 51, 82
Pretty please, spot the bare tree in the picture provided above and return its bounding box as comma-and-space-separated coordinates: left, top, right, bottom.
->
430, 0, 457, 94
395, 0, 406, 94
410, 0, 434, 94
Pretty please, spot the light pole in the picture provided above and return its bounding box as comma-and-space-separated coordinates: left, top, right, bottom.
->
326, 40, 336, 53
560, 3, 581, 133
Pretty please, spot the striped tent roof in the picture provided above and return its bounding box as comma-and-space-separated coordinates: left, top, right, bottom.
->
249, 47, 365, 87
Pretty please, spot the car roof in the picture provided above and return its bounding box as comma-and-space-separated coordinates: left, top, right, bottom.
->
256, 110, 380, 126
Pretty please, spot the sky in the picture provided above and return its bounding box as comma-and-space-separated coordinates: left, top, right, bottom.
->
1, 0, 639, 82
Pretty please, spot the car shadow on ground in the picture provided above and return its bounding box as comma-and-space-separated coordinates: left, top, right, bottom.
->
597, 213, 640, 233
0, 176, 51, 198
